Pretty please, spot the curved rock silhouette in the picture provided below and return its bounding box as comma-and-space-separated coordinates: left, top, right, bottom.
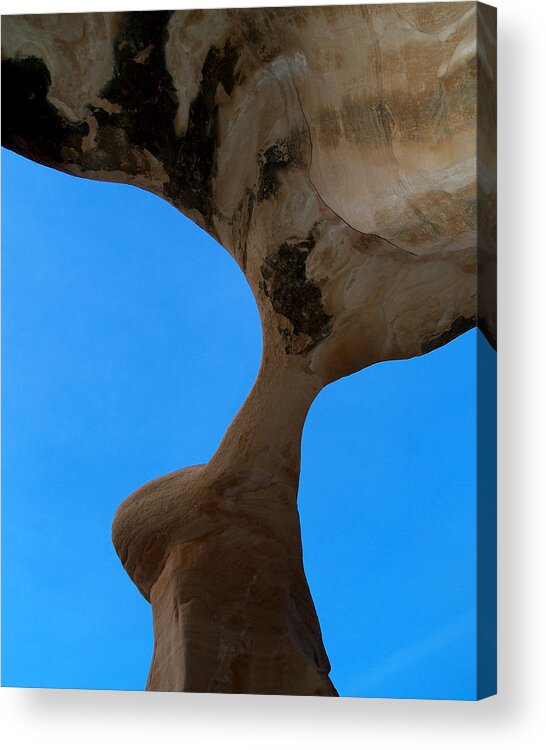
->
2, 4, 496, 695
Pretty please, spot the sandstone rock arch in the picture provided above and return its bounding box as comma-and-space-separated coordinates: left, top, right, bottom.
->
1, 4, 496, 695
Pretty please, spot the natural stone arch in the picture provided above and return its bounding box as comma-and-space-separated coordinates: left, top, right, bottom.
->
1, 4, 496, 695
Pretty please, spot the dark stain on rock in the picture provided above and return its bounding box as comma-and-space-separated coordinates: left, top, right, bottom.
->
421, 315, 475, 354
241, 190, 255, 270
2, 12, 241, 234
261, 232, 332, 354
92, 11, 240, 228
96, 11, 177, 157
246, 190, 255, 229
1, 56, 87, 166
257, 139, 299, 203
175, 39, 239, 215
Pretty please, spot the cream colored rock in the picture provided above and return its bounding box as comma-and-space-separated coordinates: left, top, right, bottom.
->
2, 3, 496, 695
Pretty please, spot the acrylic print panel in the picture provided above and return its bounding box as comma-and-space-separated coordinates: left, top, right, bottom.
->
1, 2, 497, 699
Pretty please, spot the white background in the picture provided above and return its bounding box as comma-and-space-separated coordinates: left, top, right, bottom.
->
1, 0, 544, 748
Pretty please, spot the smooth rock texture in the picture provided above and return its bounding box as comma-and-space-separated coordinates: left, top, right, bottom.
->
1, 3, 496, 695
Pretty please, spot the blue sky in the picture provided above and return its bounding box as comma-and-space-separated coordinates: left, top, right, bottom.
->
2, 148, 477, 698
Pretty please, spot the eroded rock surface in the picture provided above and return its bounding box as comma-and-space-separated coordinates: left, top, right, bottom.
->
2, 3, 496, 695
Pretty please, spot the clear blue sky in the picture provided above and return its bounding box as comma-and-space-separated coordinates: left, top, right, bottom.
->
2, 148, 478, 699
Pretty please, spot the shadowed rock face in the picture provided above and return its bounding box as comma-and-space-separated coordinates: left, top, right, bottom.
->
2, 3, 496, 695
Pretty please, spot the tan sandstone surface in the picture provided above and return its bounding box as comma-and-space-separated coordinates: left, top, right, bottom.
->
1, 3, 496, 695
